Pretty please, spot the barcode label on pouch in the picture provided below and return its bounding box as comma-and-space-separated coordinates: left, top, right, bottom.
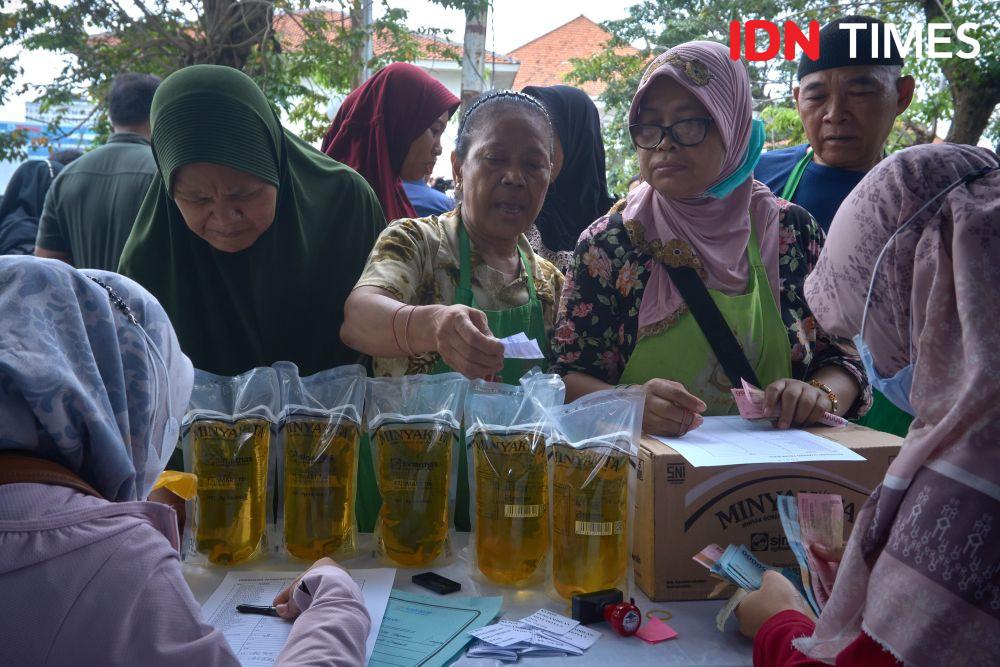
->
575, 520, 623, 536
505, 504, 541, 518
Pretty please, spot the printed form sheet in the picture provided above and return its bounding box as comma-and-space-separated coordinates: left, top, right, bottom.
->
200, 568, 394, 665
653, 416, 866, 467
369, 589, 502, 667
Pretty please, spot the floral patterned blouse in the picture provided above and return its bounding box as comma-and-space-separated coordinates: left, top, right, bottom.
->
550, 199, 871, 417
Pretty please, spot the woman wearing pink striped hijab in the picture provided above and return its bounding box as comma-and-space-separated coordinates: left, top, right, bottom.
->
737, 143, 1000, 666
551, 41, 869, 435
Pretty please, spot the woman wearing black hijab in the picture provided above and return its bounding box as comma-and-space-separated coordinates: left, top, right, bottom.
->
521, 85, 616, 272
0, 158, 68, 255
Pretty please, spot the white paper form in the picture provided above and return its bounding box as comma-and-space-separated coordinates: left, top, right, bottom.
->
520, 608, 579, 634
200, 568, 395, 665
653, 416, 866, 467
369, 589, 502, 667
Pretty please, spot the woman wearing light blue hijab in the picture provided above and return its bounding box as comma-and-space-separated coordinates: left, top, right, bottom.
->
0, 256, 192, 500
0, 257, 371, 666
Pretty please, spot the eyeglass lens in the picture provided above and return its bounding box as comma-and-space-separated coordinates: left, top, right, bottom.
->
631, 119, 709, 149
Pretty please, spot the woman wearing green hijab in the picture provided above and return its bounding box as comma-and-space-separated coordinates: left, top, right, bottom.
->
119, 65, 386, 377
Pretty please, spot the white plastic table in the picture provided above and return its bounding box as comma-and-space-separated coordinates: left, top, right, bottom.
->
183, 533, 753, 666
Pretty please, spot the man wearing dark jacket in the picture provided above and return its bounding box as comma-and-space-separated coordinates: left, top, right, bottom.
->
35, 72, 160, 271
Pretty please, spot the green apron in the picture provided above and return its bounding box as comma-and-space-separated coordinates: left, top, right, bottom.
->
779, 148, 813, 201
782, 149, 913, 437
433, 224, 550, 380
619, 228, 791, 415
434, 223, 550, 531
355, 227, 549, 533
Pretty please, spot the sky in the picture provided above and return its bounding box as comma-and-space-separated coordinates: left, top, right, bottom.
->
0, 0, 634, 120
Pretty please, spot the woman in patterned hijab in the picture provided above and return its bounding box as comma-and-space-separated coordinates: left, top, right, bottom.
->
0, 257, 372, 666
737, 143, 1000, 667
0, 256, 192, 500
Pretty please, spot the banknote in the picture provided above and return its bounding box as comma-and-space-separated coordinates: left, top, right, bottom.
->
717, 544, 772, 590
693, 543, 725, 571
777, 494, 821, 615
798, 493, 844, 607
732, 378, 848, 427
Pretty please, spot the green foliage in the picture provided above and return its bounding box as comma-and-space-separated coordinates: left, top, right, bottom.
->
0, 0, 431, 159
760, 105, 807, 146
571, 0, 999, 182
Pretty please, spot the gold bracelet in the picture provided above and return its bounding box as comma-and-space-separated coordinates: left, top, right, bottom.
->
809, 379, 839, 413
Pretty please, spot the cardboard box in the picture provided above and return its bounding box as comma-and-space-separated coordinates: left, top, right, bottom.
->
632, 423, 902, 601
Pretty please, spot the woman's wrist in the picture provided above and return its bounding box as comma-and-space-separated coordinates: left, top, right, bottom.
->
807, 366, 861, 416
808, 379, 838, 414
407, 305, 444, 355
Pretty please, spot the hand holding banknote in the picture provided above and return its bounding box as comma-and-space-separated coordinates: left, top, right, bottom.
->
735, 570, 816, 639
732, 378, 847, 429
777, 493, 846, 613
692, 543, 810, 631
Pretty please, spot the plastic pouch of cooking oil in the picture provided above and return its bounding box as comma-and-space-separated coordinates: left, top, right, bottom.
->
182, 367, 280, 566
465, 370, 564, 587
366, 372, 468, 568
546, 387, 645, 599
275, 362, 365, 561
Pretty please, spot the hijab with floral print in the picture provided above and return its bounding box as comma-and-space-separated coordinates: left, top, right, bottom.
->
0, 257, 193, 501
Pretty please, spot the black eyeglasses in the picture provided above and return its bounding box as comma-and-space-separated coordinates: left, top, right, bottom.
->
629, 118, 714, 149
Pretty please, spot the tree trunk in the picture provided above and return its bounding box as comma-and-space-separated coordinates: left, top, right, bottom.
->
200, 0, 273, 70
350, 0, 374, 88
460, 2, 488, 118
923, 0, 999, 145
946, 85, 1000, 145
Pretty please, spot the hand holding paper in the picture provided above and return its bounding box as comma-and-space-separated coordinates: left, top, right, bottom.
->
498, 332, 545, 359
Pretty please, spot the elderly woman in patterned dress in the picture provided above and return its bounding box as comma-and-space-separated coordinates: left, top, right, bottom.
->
341, 90, 563, 382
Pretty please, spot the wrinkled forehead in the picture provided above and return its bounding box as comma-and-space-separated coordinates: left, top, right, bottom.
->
171, 162, 273, 194
465, 105, 553, 155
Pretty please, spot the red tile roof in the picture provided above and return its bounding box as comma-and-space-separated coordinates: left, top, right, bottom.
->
274, 10, 516, 65
509, 15, 638, 97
